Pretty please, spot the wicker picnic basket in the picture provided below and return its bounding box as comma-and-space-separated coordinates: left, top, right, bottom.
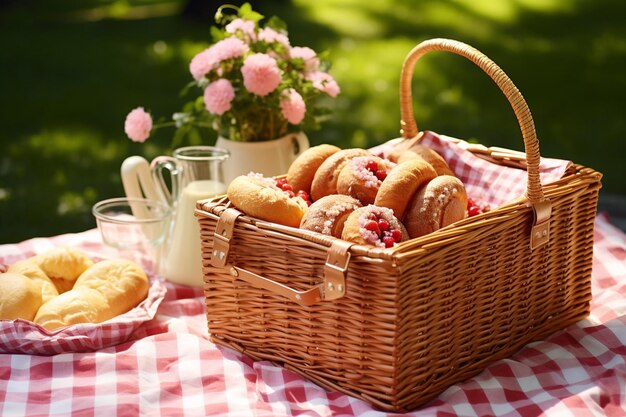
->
196, 38, 602, 412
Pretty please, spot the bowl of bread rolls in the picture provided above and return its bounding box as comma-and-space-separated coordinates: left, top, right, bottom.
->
0, 246, 166, 355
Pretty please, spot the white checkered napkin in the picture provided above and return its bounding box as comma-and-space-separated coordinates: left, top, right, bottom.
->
0, 278, 166, 355
418, 131, 573, 207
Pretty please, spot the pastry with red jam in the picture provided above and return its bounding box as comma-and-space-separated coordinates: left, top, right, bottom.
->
336, 156, 395, 205
341, 205, 409, 248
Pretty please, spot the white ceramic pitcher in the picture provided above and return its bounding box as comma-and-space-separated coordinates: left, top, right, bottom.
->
121, 146, 230, 287
216, 131, 309, 184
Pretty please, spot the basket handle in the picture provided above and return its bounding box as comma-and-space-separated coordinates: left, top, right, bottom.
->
400, 38, 551, 248
209, 208, 353, 306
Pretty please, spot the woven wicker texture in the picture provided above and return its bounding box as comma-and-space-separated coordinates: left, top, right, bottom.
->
197, 39, 602, 412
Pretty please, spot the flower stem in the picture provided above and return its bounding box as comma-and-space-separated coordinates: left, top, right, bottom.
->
215, 4, 240, 24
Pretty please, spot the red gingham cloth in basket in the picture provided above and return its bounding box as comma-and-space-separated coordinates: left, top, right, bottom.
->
1, 136, 624, 416
371, 131, 573, 207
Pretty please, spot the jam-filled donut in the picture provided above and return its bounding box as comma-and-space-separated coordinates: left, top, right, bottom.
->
404, 175, 468, 238
299, 194, 362, 238
341, 205, 409, 248
336, 156, 395, 205
310, 148, 370, 201
287, 144, 341, 194
226, 173, 309, 228
374, 158, 438, 220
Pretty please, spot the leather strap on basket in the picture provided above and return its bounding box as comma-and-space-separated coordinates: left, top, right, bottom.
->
211, 209, 353, 306
400, 38, 551, 249
210, 208, 242, 267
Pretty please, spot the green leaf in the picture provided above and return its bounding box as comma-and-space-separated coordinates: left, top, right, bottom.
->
210, 25, 226, 42
180, 80, 198, 97
266, 16, 287, 32
194, 96, 205, 112
238, 3, 264, 23
182, 101, 195, 113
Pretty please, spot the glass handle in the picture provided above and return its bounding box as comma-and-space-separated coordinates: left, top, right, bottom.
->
150, 156, 181, 208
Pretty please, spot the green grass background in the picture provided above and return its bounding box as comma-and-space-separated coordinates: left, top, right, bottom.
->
1, 0, 625, 243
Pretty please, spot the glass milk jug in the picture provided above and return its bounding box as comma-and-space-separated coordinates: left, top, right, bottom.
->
121, 146, 229, 287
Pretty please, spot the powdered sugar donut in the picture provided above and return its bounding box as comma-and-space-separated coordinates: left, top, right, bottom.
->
287, 144, 341, 194
341, 205, 409, 248
374, 158, 438, 220
299, 194, 362, 237
227, 173, 309, 228
310, 148, 370, 201
336, 156, 395, 205
404, 175, 468, 238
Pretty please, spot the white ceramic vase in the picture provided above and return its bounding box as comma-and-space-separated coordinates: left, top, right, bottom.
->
216, 131, 310, 185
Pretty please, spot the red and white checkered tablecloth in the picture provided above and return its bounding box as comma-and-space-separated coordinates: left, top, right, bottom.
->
1, 132, 624, 416
0, 215, 625, 417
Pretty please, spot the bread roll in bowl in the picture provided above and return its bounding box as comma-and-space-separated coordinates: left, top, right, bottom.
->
34, 287, 110, 331
0, 272, 43, 321
73, 259, 149, 318
227, 174, 308, 228
300, 194, 362, 238
337, 156, 396, 205
374, 158, 438, 220
310, 148, 370, 201
36, 247, 94, 293
7, 247, 94, 301
7, 260, 59, 303
341, 205, 409, 248
287, 144, 340, 194
404, 175, 468, 239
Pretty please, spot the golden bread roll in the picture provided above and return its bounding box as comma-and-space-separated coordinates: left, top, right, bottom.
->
397, 145, 455, 177
227, 174, 308, 228
374, 159, 438, 220
7, 247, 94, 300
310, 148, 370, 201
300, 194, 362, 238
287, 144, 341, 194
35, 247, 94, 292
386, 136, 420, 162
73, 259, 149, 318
8, 259, 59, 303
404, 175, 468, 239
0, 272, 43, 321
34, 288, 111, 331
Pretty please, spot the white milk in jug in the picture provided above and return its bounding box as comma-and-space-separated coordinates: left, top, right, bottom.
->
164, 179, 226, 286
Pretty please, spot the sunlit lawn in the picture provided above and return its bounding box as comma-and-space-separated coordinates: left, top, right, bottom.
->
1, 0, 625, 242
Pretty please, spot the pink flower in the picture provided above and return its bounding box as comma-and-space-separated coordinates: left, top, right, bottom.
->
124, 107, 152, 142
225, 18, 256, 41
258, 27, 290, 48
203, 79, 235, 115
290, 46, 319, 71
280, 88, 306, 124
306, 71, 341, 98
241, 53, 282, 96
189, 49, 215, 81
212, 36, 249, 61
189, 37, 249, 81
